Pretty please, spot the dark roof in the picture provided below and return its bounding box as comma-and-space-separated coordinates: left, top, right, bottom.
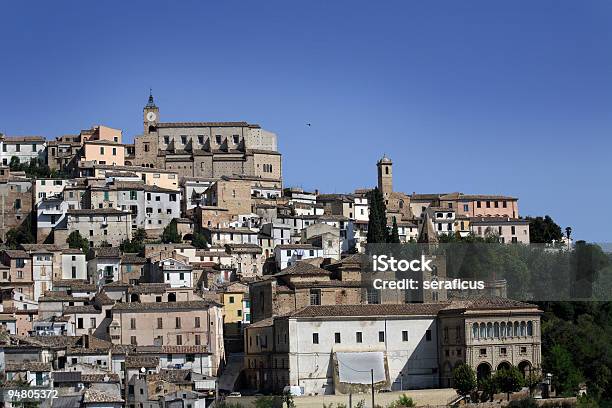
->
291, 303, 448, 318
6, 361, 52, 372
83, 389, 124, 403
127, 283, 169, 294
125, 355, 159, 368
276, 262, 330, 277
121, 254, 147, 264
112, 300, 219, 312
93, 246, 121, 258
442, 296, 539, 312
64, 305, 98, 314
3, 249, 29, 258
157, 121, 260, 128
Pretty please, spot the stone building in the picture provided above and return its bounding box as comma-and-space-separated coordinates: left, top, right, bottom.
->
55, 208, 132, 248
0, 135, 46, 165
133, 92, 282, 184
437, 297, 542, 387
0, 168, 32, 242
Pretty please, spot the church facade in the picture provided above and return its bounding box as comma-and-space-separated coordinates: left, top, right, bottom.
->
132, 93, 282, 185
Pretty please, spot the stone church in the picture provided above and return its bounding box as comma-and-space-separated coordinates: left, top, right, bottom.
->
132, 92, 282, 185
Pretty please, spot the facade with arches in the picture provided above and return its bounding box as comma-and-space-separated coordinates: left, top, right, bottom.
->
438, 297, 542, 388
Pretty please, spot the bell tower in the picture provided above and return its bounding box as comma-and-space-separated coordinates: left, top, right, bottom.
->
377, 154, 393, 196
143, 89, 159, 134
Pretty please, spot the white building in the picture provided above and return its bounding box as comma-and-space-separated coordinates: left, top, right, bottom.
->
273, 244, 324, 270
159, 258, 193, 288
0, 136, 46, 165
61, 249, 87, 280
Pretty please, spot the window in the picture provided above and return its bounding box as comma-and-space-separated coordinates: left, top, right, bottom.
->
402, 331, 408, 341
164, 136, 170, 144
176, 317, 181, 329
181, 135, 187, 144
463, 204, 469, 212
477, 201, 482, 208
100, 147, 105, 154
520, 346, 527, 354
90, 318, 96, 327
309, 289, 321, 305
198, 135, 204, 144
15, 144, 20, 152
425, 330, 432, 341
511, 226, 516, 235
157, 318, 163, 329
480, 348, 487, 356
486, 201, 491, 208
378, 331, 385, 342
195, 335, 201, 345
112, 147, 116, 156
312, 333, 319, 344
195, 317, 200, 328
131, 336, 137, 345
176, 335, 182, 345
233, 135, 240, 144
356, 332, 363, 343
229, 296, 235, 304
130, 318, 136, 329
334, 332, 341, 343
77, 318, 83, 329
500, 347, 507, 355
71, 266, 77, 279
215, 135, 222, 144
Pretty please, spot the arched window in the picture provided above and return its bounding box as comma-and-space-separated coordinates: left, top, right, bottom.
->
520, 321, 526, 336
480, 323, 486, 339
514, 322, 519, 336
507, 322, 513, 337
494, 322, 500, 338
487, 323, 493, 338
472, 323, 479, 339
500, 322, 506, 337
527, 321, 533, 336
399, 200, 404, 209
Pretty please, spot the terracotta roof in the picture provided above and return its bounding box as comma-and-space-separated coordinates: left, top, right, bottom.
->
3, 249, 29, 258
469, 217, 529, 225
2, 135, 45, 143
291, 303, 449, 318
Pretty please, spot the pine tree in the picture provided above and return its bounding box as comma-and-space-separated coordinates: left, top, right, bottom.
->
388, 217, 400, 243
367, 187, 389, 244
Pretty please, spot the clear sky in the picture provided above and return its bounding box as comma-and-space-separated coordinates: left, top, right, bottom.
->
1, 1, 611, 242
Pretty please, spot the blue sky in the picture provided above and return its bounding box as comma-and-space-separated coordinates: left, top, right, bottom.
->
1, 1, 611, 242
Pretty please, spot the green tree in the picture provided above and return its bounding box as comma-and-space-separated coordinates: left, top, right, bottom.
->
67, 230, 89, 254
526, 215, 563, 244
452, 363, 477, 396
367, 187, 388, 244
5, 215, 35, 248
544, 344, 583, 396
120, 228, 146, 255
161, 219, 182, 243
191, 231, 208, 249
388, 217, 400, 243
492, 367, 524, 401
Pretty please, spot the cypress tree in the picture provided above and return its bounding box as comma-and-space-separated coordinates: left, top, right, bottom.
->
388, 217, 400, 243
367, 187, 389, 243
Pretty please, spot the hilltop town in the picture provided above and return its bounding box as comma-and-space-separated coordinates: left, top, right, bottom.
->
0, 93, 541, 406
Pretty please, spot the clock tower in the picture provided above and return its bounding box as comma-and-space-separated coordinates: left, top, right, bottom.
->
143, 89, 159, 134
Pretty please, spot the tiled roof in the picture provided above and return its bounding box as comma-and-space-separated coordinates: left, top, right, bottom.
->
3, 249, 29, 258
112, 300, 219, 312
469, 217, 529, 225
82, 373, 120, 383
439, 192, 518, 201
275, 244, 317, 250
127, 283, 169, 294
291, 303, 449, 318
125, 355, 159, 368
83, 389, 124, 403
94, 291, 115, 305
5, 361, 52, 372
62, 248, 84, 255
121, 254, 147, 264
276, 262, 330, 277
93, 246, 121, 258
442, 296, 538, 312
63, 305, 98, 314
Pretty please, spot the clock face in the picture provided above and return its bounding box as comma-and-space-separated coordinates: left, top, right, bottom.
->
146, 111, 157, 122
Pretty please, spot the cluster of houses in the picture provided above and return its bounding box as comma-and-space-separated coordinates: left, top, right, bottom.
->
0, 95, 541, 407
